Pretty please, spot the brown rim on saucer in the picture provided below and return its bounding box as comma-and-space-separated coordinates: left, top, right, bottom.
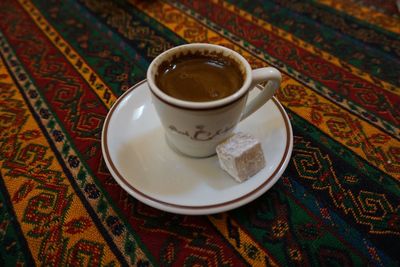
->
102, 80, 292, 210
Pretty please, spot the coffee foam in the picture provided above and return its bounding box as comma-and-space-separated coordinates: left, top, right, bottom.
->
152, 46, 247, 81
155, 53, 244, 102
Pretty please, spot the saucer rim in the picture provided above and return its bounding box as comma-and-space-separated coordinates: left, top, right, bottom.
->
101, 80, 293, 214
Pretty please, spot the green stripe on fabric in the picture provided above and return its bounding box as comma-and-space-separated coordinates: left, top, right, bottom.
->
223, 0, 400, 87
231, 187, 369, 266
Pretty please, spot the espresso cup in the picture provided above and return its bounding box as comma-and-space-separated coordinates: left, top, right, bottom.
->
147, 43, 282, 157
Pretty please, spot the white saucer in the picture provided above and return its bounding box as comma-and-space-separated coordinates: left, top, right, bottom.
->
101, 80, 293, 215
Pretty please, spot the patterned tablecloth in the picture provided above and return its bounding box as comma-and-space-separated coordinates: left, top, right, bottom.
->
0, 0, 399, 266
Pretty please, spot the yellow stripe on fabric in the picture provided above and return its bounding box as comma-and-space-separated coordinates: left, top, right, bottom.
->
209, 214, 280, 267
278, 78, 400, 180
0, 56, 118, 266
131, 0, 400, 179
212, 0, 399, 96
18, 0, 117, 109
316, 0, 400, 35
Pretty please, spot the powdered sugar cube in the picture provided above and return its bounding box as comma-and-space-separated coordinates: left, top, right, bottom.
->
216, 132, 265, 182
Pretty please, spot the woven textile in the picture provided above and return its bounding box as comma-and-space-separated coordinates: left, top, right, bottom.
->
0, 0, 399, 266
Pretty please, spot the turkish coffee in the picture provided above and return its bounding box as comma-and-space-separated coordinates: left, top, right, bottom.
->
155, 53, 244, 102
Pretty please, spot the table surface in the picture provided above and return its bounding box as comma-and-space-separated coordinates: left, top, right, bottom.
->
0, 0, 399, 266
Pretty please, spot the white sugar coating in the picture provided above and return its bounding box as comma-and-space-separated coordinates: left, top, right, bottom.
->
218, 133, 259, 157
216, 132, 266, 182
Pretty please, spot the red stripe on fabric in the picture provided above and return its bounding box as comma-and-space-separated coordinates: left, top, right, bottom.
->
179, 0, 400, 127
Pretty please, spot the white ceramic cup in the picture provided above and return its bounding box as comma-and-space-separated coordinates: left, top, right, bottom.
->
147, 43, 282, 157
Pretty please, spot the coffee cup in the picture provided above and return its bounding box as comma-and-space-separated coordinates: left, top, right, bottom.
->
147, 43, 281, 157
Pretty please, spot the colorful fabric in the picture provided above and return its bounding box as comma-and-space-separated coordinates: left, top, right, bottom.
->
0, 0, 399, 265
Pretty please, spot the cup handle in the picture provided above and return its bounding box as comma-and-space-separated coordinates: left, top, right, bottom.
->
240, 67, 282, 121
